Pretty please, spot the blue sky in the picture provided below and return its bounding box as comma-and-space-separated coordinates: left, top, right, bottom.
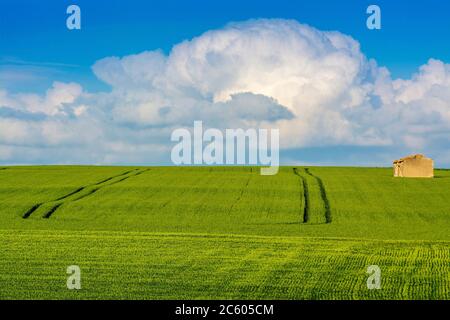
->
1, 0, 450, 166
2, 0, 450, 91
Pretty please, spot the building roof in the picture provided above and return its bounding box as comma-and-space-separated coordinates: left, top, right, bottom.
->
393, 154, 426, 164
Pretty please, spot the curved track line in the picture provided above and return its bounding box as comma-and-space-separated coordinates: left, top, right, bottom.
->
43, 169, 150, 218
304, 168, 332, 224
22, 169, 145, 219
293, 168, 309, 223
71, 169, 149, 203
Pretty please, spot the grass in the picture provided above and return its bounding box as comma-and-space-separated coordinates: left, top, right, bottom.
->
0, 166, 449, 299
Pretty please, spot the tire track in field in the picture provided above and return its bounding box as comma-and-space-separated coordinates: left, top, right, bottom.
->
52, 170, 138, 202
227, 170, 253, 214
69, 169, 150, 203
92, 169, 137, 186
293, 168, 309, 223
42, 204, 63, 219
43, 169, 150, 218
22, 169, 147, 219
304, 168, 332, 224
22, 203, 42, 219
22, 169, 139, 218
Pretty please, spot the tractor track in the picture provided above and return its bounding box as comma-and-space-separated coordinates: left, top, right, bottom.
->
54, 187, 84, 201
71, 188, 100, 202
52, 170, 139, 202
22, 203, 42, 219
69, 169, 150, 203
43, 203, 63, 219
304, 168, 332, 224
227, 170, 252, 214
293, 168, 309, 223
293, 167, 331, 224
42, 169, 150, 218
93, 170, 137, 185
22, 168, 149, 219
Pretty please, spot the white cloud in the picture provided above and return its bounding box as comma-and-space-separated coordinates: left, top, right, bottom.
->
1, 19, 450, 165
1, 82, 83, 116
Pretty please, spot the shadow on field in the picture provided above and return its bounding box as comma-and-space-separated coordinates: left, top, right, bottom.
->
433, 176, 450, 179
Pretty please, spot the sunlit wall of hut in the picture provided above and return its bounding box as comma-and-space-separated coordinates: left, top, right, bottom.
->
393, 154, 434, 178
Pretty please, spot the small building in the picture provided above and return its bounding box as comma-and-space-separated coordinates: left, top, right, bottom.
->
393, 154, 434, 178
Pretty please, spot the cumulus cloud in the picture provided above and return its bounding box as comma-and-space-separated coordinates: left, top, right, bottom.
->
1, 19, 450, 165
0, 82, 83, 116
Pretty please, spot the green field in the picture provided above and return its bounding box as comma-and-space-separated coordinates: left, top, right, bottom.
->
0, 166, 449, 299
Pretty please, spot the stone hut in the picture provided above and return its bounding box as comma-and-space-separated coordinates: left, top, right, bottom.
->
393, 154, 434, 178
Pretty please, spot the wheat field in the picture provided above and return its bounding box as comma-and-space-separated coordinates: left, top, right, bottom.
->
0, 166, 449, 299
